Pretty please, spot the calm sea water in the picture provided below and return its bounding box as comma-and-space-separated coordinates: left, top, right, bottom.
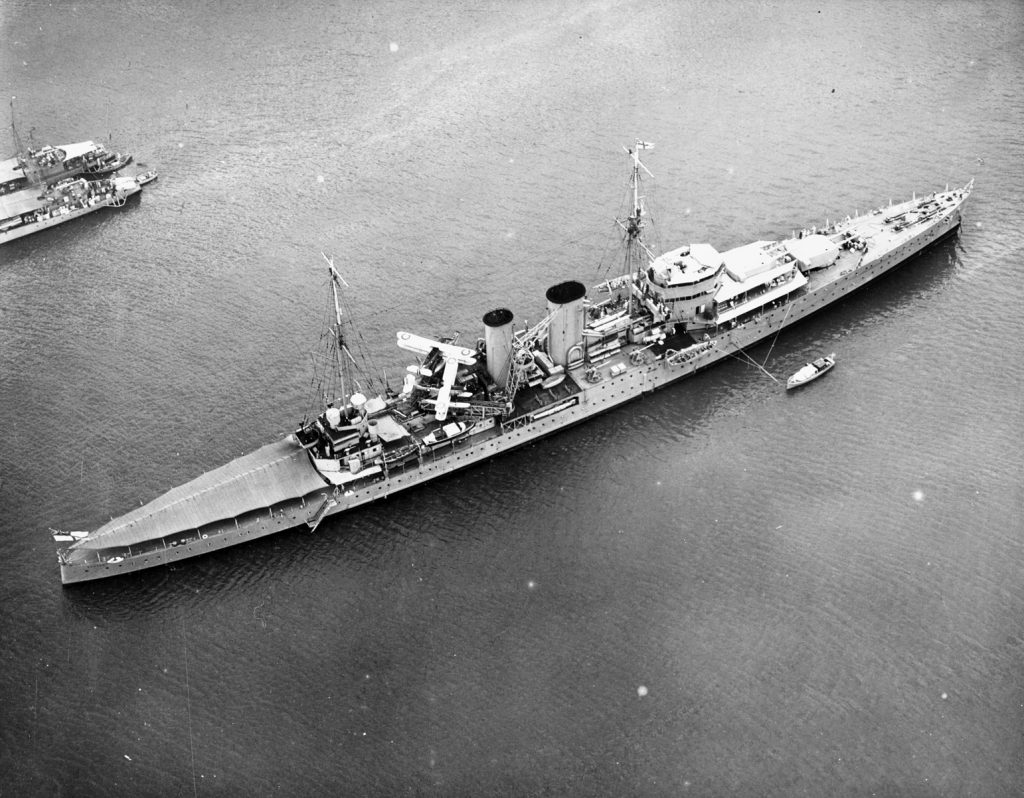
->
1, 1, 1022, 795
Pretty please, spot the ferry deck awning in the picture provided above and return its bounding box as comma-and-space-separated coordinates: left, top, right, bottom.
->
0, 190, 44, 221
59, 141, 99, 160
71, 437, 329, 550
0, 157, 26, 184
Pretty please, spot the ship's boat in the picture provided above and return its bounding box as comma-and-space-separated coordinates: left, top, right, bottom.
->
135, 170, 158, 186
786, 354, 836, 389
81, 150, 133, 177
382, 442, 422, 468
52, 141, 973, 583
421, 422, 474, 449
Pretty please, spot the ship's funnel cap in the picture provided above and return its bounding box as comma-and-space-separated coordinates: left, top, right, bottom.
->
483, 308, 514, 328
545, 280, 586, 306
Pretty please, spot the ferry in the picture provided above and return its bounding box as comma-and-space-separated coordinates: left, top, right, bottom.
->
2, 104, 133, 194
52, 143, 972, 583
0, 171, 157, 244
1, 140, 133, 196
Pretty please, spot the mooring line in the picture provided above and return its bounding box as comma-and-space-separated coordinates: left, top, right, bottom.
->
760, 302, 793, 370
725, 346, 779, 383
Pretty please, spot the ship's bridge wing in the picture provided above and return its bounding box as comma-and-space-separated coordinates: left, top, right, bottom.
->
71, 438, 328, 551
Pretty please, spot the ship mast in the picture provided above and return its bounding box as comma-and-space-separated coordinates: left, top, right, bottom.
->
322, 252, 352, 405
8, 97, 25, 158
619, 139, 656, 318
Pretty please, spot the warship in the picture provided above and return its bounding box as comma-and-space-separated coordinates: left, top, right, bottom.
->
53, 143, 973, 583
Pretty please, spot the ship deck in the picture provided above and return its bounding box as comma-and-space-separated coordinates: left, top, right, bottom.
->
508, 374, 582, 418
67, 437, 327, 555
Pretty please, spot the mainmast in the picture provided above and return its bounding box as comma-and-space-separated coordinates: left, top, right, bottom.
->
619, 139, 656, 317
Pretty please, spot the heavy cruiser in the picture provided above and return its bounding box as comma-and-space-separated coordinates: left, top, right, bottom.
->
53, 144, 972, 583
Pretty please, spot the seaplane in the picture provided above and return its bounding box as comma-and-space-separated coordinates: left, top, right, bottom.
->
395, 331, 477, 421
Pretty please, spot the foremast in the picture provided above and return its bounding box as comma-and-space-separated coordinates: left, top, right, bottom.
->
8, 97, 26, 159
324, 252, 353, 408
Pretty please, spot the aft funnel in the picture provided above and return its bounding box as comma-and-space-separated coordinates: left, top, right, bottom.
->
545, 280, 586, 367
483, 308, 514, 388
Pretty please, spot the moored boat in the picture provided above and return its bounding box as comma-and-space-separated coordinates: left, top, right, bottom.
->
1, 140, 128, 195
3, 103, 136, 194
0, 171, 157, 244
81, 149, 133, 177
53, 142, 973, 584
787, 353, 836, 389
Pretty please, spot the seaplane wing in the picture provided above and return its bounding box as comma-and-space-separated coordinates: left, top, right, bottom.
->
433, 356, 461, 421
396, 332, 476, 364
414, 383, 473, 398
421, 398, 471, 409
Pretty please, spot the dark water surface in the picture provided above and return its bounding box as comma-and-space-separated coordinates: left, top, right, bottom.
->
2, 1, 1023, 795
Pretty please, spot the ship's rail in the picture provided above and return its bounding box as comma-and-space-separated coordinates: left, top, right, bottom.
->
665, 339, 715, 366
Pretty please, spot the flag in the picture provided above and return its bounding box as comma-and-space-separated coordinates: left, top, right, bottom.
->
637, 140, 655, 150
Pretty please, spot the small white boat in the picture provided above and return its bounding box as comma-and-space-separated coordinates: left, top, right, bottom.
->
421, 420, 473, 448
134, 170, 158, 186
786, 353, 835, 389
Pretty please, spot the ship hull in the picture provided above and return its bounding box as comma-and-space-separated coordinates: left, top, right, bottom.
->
0, 183, 142, 244
58, 191, 966, 583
